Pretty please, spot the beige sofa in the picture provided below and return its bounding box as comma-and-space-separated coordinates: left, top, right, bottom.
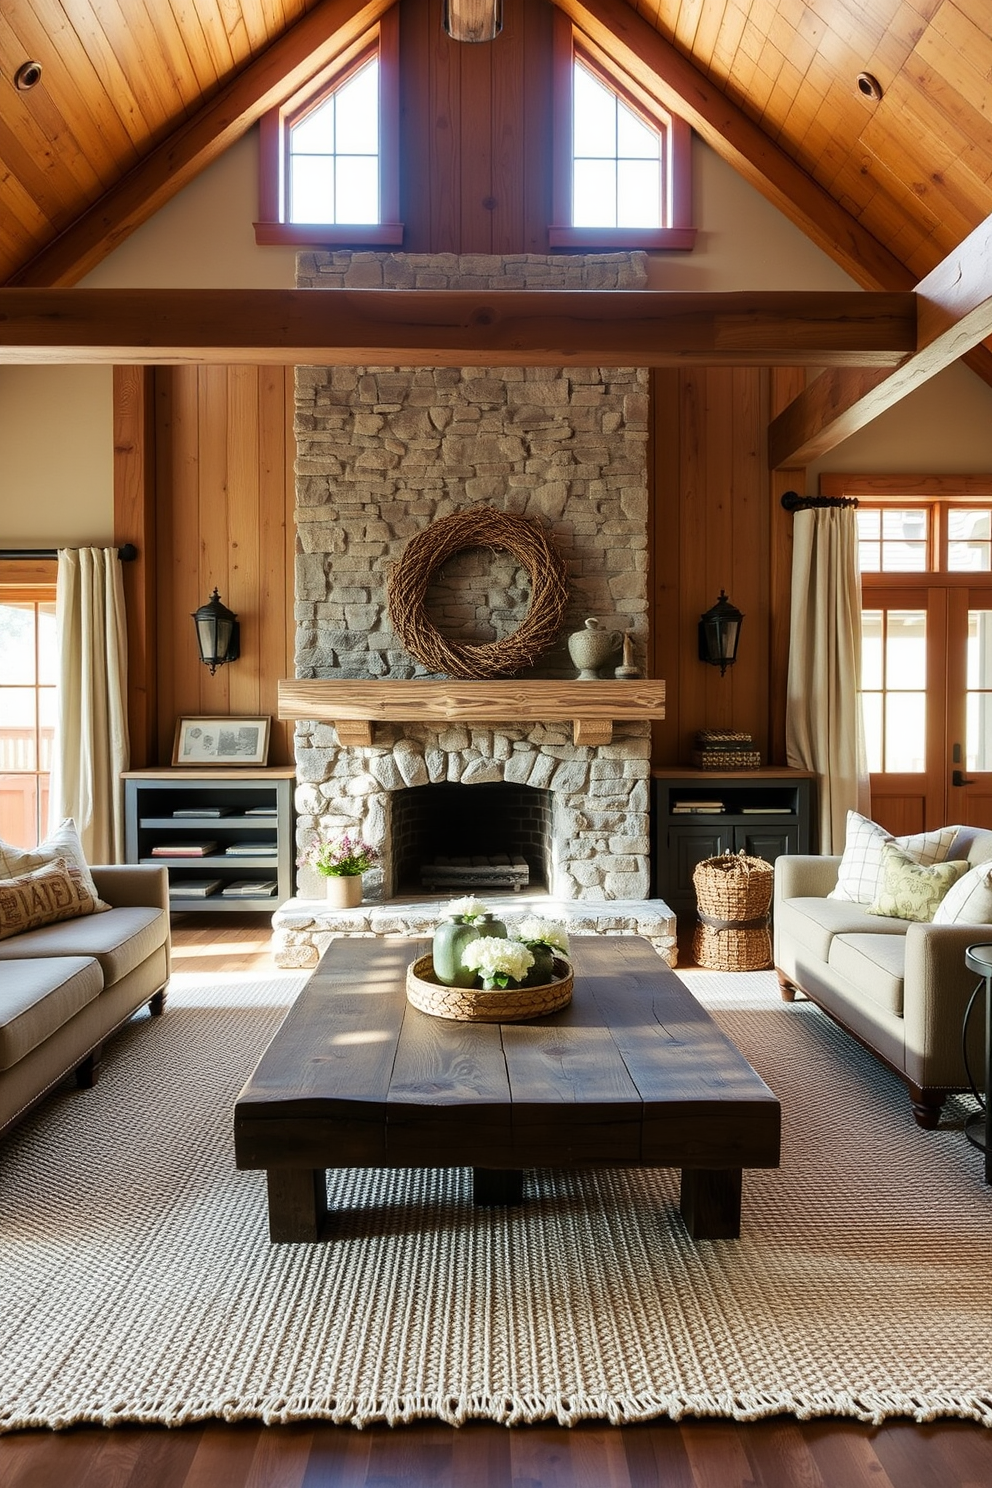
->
0, 864, 171, 1139
774, 827, 992, 1128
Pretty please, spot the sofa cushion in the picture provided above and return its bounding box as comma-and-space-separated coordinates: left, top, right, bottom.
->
0, 956, 104, 1071
0, 818, 109, 910
933, 860, 992, 925
828, 811, 959, 905
776, 895, 909, 964
0, 906, 167, 987
868, 845, 969, 924
0, 858, 105, 943
828, 933, 907, 1017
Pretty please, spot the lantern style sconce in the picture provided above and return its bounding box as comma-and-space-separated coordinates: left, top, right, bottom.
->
192, 589, 240, 675
443, 0, 503, 42
698, 591, 743, 676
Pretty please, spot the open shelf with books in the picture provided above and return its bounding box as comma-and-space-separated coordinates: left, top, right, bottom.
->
123, 767, 295, 912
652, 767, 815, 929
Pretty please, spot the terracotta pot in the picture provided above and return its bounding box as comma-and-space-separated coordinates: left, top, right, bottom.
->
324, 874, 363, 908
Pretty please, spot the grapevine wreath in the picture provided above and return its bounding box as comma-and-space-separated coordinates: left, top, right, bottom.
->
385, 506, 569, 678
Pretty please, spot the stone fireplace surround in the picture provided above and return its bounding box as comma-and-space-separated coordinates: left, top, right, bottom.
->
272, 250, 675, 967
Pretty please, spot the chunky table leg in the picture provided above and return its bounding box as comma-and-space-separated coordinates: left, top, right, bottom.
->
266, 1168, 328, 1242
473, 1168, 524, 1206
679, 1168, 743, 1239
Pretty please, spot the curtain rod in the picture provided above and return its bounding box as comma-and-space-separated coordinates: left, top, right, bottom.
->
0, 543, 138, 561
781, 491, 859, 511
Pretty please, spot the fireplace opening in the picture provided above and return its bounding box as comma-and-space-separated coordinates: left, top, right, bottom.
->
391, 783, 553, 896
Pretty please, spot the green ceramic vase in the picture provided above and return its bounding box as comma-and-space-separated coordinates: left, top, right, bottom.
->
432, 913, 507, 987
522, 943, 556, 987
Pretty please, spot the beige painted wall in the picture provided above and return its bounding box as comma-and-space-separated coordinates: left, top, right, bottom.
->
0, 365, 114, 546
2, 127, 991, 550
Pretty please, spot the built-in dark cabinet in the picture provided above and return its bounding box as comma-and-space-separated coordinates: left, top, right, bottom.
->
123, 768, 295, 912
652, 769, 814, 929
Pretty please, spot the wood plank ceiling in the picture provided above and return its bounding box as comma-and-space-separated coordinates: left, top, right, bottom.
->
0, 0, 989, 306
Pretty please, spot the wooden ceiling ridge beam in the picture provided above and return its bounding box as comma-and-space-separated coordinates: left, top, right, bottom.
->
0, 287, 917, 366
549, 0, 911, 295
4, 0, 393, 289
768, 212, 992, 468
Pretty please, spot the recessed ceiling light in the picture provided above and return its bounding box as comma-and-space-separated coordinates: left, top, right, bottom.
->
14, 60, 43, 91
856, 72, 883, 101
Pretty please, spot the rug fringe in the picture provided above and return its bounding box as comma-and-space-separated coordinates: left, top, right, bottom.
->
5, 1388, 992, 1434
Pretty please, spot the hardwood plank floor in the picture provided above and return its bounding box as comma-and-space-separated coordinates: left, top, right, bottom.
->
3, 916, 991, 1487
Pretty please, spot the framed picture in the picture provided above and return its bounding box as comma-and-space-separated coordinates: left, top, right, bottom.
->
172, 716, 271, 767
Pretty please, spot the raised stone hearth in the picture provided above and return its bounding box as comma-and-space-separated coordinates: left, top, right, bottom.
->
276, 250, 673, 967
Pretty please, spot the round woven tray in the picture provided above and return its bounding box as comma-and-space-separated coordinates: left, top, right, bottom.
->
406, 954, 573, 1022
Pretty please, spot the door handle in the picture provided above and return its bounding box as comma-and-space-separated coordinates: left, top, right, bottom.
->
953, 769, 976, 787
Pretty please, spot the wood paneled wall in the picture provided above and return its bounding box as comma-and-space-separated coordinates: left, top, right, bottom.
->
116, 366, 296, 768
649, 366, 799, 766
399, 0, 554, 254
116, 363, 799, 774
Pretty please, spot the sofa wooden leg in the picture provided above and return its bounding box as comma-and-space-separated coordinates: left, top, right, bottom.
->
909, 1085, 947, 1129
776, 968, 798, 1003
149, 988, 167, 1016
76, 1046, 102, 1088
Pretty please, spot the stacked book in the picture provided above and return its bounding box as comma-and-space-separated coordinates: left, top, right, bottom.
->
672, 799, 725, 814
692, 729, 761, 770
224, 842, 277, 857
150, 842, 217, 857
172, 807, 231, 818
169, 879, 222, 898
221, 880, 277, 898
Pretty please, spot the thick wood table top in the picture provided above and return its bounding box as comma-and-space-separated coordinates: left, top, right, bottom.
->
235, 936, 780, 1175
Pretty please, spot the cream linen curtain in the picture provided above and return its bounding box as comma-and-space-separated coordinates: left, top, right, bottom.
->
785, 506, 869, 853
49, 547, 130, 863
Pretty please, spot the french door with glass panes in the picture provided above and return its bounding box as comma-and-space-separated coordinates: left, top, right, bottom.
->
858, 499, 992, 834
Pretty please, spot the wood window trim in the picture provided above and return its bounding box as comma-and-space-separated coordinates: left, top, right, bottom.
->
254, 6, 403, 249
824, 474, 992, 581
0, 559, 57, 595
549, 11, 695, 252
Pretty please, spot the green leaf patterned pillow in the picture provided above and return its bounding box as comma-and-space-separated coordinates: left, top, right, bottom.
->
868, 844, 969, 923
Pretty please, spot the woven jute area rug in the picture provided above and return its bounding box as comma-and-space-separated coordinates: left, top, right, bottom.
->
2, 965, 992, 1432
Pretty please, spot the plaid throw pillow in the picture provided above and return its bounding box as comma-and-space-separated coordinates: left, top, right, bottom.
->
828, 811, 960, 906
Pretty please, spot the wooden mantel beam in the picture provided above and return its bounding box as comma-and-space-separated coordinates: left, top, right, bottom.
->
769, 213, 992, 467
0, 287, 916, 367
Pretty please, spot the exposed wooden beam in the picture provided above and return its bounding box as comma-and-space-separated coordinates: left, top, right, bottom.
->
769, 213, 992, 467
4, 0, 392, 289
555, 0, 992, 399
0, 288, 916, 366
551, 0, 911, 295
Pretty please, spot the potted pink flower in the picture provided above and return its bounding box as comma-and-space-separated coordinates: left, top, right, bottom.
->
298, 831, 379, 907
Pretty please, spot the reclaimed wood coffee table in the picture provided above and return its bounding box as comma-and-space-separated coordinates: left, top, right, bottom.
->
234, 935, 780, 1242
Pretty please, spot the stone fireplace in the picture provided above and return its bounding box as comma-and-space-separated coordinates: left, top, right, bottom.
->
272, 250, 675, 967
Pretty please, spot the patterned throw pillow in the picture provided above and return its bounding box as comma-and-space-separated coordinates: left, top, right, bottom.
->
0, 818, 108, 910
0, 857, 102, 942
933, 862, 992, 926
828, 811, 960, 906
868, 844, 968, 923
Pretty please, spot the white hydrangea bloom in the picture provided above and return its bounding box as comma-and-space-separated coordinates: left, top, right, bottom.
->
448, 895, 490, 921
513, 917, 570, 953
461, 936, 534, 986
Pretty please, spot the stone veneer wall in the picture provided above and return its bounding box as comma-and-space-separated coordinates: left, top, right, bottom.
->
293, 251, 652, 903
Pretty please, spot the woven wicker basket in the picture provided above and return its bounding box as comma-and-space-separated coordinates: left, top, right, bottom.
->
691, 851, 774, 972
406, 954, 573, 1022
692, 749, 762, 770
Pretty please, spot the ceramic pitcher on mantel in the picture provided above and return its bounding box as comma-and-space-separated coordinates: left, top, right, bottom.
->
567, 617, 624, 680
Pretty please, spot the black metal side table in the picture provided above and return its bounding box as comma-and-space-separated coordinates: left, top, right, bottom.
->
963, 944, 992, 1183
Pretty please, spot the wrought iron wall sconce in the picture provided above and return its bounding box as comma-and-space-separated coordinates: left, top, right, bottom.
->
192, 589, 240, 674
443, 0, 503, 42
698, 591, 743, 676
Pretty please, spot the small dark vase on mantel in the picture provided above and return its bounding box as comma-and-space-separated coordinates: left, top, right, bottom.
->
432, 912, 507, 987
